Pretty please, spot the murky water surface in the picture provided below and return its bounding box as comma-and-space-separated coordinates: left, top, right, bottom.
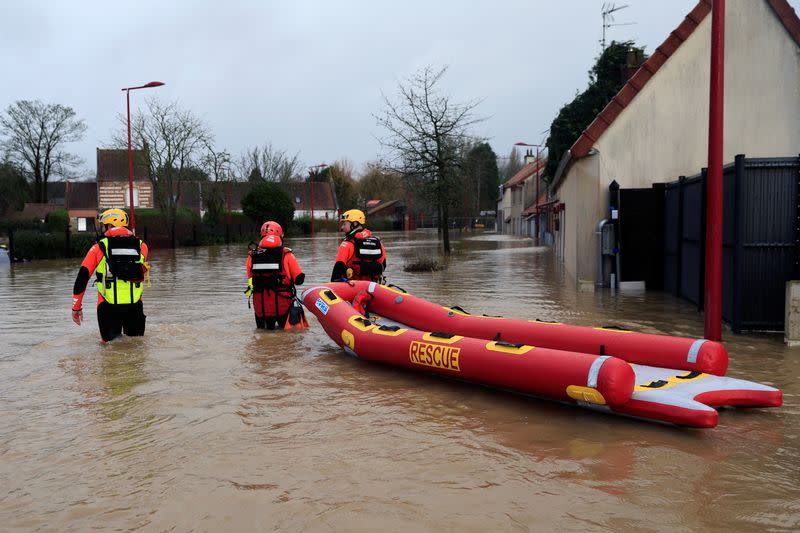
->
1, 231, 798, 531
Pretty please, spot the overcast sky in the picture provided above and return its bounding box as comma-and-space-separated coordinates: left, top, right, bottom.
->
2, 0, 799, 179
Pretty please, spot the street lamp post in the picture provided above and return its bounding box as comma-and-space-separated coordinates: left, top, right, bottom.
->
515, 141, 543, 246
308, 163, 328, 237
121, 81, 165, 232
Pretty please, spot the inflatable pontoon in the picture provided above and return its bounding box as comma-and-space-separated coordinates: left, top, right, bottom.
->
302, 281, 782, 428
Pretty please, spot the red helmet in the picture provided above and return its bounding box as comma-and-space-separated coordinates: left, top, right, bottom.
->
260, 220, 283, 237
259, 235, 282, 248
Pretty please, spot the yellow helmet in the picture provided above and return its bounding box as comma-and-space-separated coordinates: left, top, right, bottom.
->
340, 209, 365, 225
98, 208, 129, 228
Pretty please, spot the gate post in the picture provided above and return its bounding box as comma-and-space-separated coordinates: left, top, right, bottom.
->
731, 155, 745, 333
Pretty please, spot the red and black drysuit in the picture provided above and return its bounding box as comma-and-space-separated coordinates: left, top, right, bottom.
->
246, 237, 304, 330
330, 227, 386, 282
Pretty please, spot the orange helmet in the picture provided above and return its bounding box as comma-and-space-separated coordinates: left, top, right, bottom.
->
260, 220, 283, 237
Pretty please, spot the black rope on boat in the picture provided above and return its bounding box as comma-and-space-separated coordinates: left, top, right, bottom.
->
640, 379, 669, 389
495, 340, 524, 349
450, 305, 470, 315
387, 284, 408, 293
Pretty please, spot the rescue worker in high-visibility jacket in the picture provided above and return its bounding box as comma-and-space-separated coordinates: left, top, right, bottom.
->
330, 209, 386, 283
246, 221, 305, 330
71, 208, 149, 343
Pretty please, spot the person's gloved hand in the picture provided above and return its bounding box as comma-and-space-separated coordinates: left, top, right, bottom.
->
244, 286, 253, 297
71, 308, 83, 326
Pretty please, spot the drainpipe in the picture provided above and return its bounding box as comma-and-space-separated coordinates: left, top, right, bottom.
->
596, 218, 609, 288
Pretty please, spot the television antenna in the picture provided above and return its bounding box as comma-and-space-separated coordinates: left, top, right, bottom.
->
601, 3, 636, 49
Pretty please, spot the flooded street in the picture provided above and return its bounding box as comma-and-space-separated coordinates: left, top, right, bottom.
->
1, 231, 798, 531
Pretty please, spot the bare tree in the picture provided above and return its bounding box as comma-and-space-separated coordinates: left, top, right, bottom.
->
357, 162, 404, 209
328, 159, 358, 211
235, 144, 302, 183
199, 143, 233, 226
499, 145, 524, 183
201, 143, 232, 182
115, 98, 212, 247
0, 100, 86, 203
376, 66, 483, 254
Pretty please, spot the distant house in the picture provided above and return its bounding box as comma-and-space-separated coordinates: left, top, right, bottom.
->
282, 181, 339, 220
173, 180, 339, 221
549, 0, 800, 289
367, 199, 406, 230
96, 148, 153, 210
17, 181, 99, 232
499, 155, 546, 237
50, 181, 99, 232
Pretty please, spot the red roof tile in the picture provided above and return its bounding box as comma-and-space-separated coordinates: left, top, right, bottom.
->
97, 148, 150, 181
569, 0, 800, 160
503, 158, 547, 189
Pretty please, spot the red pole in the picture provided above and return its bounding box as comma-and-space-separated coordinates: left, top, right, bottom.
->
534, 146, 540, 246
310, 180, 315, 237
126, 89, 136, 232
704, 0, 725, 342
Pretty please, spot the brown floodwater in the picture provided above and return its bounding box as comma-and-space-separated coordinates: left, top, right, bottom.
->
1, 230, 798, 531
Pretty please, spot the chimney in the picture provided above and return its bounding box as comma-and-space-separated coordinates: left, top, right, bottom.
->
622, 47, 646, 82
523, 149, 536, 165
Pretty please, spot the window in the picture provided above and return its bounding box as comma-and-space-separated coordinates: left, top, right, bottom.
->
77, 218, 87, 232
125, 187, 140, 207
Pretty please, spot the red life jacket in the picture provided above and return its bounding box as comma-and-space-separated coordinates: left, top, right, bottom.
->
250, 246, 294, 317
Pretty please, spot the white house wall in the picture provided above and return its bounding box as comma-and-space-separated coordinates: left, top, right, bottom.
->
597, 0, 800, 189
557, 0, 800, 287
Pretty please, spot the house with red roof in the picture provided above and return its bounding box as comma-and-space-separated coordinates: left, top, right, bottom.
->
96, 148, 153, 210
498, 152, 546, 236
549, 0, 800, 290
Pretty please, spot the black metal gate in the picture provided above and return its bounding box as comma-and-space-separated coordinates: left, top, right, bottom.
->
662, 155, 800, 332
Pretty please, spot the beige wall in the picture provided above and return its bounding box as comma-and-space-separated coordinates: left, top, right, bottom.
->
99, 181, 153, 209
598, 0, 800, 188
558, 155, 602, 284
555, 0, 800, 286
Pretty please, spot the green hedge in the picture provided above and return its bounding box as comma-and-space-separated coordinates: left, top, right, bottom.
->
130, 207, 199, 226
291, 216, 340, 235
0, 218, 45, 233
10, 229, 97, 261
45, 208, 69, 232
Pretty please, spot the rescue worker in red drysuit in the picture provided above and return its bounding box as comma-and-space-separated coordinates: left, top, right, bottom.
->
246, 221, 305, 329
71, 208, 149, 343
330, 209, 386, 283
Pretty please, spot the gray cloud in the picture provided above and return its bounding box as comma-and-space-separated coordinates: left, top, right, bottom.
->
2, 0, 796, 177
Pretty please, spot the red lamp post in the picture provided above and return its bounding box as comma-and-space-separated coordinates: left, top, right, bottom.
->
704, 0, 725, 342
308, 163, 328, 237
515, 141, 543, 246
121, 81, 165, 232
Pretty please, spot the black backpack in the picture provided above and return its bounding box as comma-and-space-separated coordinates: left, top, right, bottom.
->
101, 236, 144, 282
